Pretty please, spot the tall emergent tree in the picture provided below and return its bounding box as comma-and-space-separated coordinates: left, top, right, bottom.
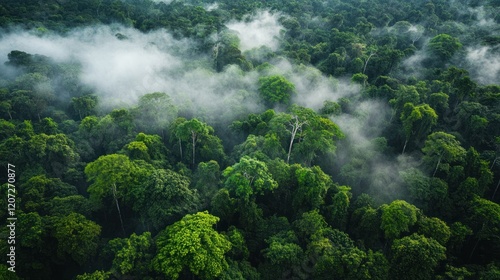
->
85, 154, 140, 235
223, 156, 278, 202
400, 103, 437, 153
422, 132, 466, 176
173, 118, 211, 167
134, 92, 177, 135
270, 105, 343, 165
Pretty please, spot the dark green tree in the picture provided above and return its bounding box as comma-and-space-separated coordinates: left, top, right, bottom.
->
134, 92, 177, 135
133, 168, 200, 231
51, 213, 101, 265
428, 34, 462, 61
71, 95, 97, 120
293, 165, 332, 213
422, 132, 466, 177
380, 200, 418, 240
85, 154, 142, 235
194, 160, 221, 207
258, 75, 295, 106
400, 103, 438, 153
175, 118, 211, 167
108, 232, 154, 277
75, 270, 111, 280
417, 216, 451, 246
390, 233, 446, 280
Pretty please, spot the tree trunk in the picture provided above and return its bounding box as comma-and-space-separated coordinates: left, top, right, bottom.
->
112, 183, 126, 236
468, 239, 480, 261
490, 157, 498, 170
178, 138, 182, 159
363, 52, 376, 74
402, 138, 409, 154
492, 178, 500, 200
95, 0, 103, 17
287, 116, 304, 164
433, 155, 442, 177
468, 223, 485, 261
192, 131, 196, 167
390, 109, 396, 122
287, 130, 296, 164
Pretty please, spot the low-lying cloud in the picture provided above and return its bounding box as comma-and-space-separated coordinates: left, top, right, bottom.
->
150, 0, 174, 4
468, 6, 496, 27
226, 10, 283, 52
0, 26, 186, 101
332, 99, 420, 202
290, 68, 361, 111
333, 100, 390, 161
0, 11, 426, 203
0, 25, 264, 120
466, 46, 500, 85
0, 22, 357, 125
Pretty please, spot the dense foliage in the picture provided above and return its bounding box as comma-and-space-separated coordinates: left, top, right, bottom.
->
0, 0, 499, 279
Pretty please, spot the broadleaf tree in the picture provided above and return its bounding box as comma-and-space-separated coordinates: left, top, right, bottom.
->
152, 211, 232, 279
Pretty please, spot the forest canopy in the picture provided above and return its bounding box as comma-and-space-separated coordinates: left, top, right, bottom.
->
0, 0, 499, 279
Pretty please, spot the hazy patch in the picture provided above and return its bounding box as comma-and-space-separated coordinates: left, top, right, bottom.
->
226, 10, 283, 51
469, 6, 496, 27
247, 58, 361, 111
369, 154, 419, 203
398, 48, 428, 79
332, 99, 419, 202
333, 100, 390, 154
0, 25, 265, 121
150, 0, 174, 4
289, 66, 360, 111
466, 46, 500, 85
204, 3, 219, 11
0, 22, 363, 125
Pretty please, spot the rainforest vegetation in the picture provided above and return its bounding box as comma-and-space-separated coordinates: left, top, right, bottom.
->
0, 0, 499, 279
